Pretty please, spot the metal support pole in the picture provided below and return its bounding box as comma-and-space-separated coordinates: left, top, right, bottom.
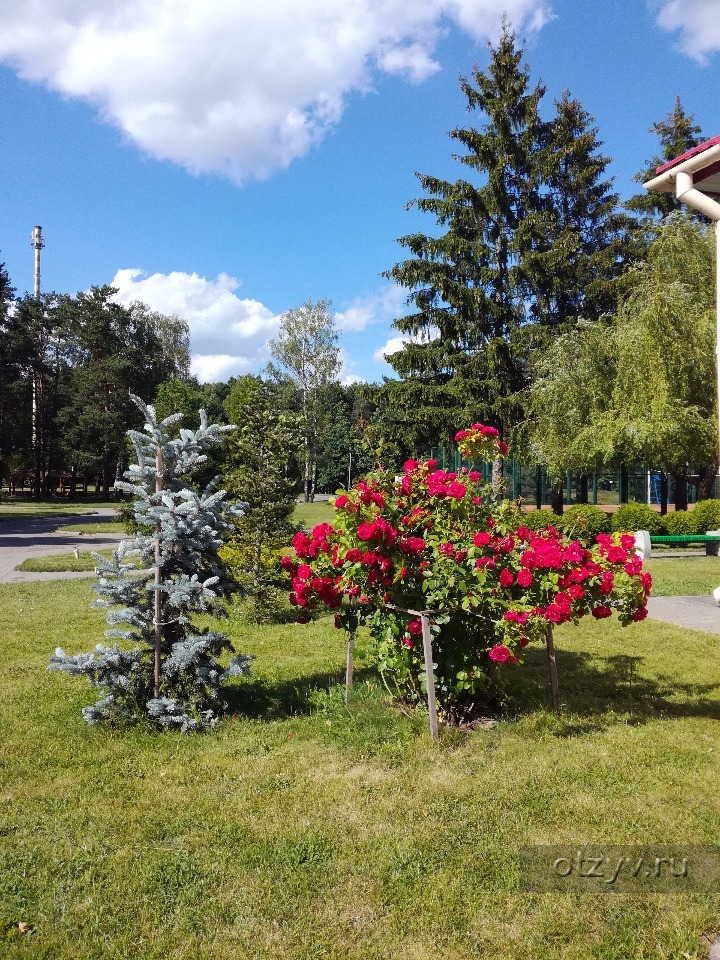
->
546, 624, 560, 713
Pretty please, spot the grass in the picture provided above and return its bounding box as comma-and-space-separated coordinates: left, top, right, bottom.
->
57, 521, 126, 534
15, 549, 122, 573
1, 562, 720, 958
293, 499, 336, 529
645, 556, 720, 596
0, 501, 118, 523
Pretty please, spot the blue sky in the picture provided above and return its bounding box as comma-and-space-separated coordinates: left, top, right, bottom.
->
0, 0, 718, 384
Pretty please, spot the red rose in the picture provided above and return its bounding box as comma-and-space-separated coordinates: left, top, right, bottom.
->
408, 620, 423, 635
474, 531, 491, 547
517, 568, 533, 587
488, 644, 511, 663
592, 605, 612, 619
499, 569, 514, 587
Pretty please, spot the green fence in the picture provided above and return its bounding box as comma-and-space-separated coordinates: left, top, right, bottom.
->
427, 450, 713, 507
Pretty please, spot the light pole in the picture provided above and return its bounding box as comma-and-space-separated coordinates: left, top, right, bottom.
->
644, 136, 720, 466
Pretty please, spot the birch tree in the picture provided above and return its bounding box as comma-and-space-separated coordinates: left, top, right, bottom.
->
268, 299, 340, 501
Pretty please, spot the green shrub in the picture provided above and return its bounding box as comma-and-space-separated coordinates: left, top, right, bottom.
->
689, 499, 720, 534
663, 510, 696, 535
115, 497, 137, 534
523, 508, 562, 531
558, 504, 611, 543
610, 502, 664, 534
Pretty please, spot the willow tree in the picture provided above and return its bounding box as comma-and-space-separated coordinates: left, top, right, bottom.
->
524, 215, 717, 507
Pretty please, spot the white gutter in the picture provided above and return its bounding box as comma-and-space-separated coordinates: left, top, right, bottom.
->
643, 143, 720, 194
674, 171, 720, 221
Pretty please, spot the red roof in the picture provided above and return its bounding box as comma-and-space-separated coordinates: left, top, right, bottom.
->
655, 135, 720, 175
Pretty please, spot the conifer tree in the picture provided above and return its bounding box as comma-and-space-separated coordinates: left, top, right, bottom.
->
222, 379, 303, 621
384, 25, 545, 450
49, 398, 251, 731
627, 97, 705, 220
532, 92, 640, 330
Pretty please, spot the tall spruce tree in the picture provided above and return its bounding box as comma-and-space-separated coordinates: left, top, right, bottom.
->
383, 25, 545, 451
531, 91, 640, 330
50, 398, 251, 731
627, 97, 705, 220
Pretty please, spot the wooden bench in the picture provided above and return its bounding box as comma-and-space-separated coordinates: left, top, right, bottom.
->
636, 531, 720, 557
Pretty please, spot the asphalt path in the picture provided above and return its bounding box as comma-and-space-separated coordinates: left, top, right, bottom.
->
0, 509, 126, 583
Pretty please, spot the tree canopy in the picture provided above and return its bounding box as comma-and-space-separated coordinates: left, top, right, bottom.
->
382, 26, 639, 453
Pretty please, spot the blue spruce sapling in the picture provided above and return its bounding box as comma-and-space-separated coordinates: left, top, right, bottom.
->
49, 397, 252, 730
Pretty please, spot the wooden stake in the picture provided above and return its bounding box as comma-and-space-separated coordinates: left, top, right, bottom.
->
153, 443, 163, 699
420, 613, 439, 741
345, 629, 355, 704
546, 623, 560, 713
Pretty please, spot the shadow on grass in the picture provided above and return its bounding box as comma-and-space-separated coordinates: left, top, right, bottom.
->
501, 644, 720, 735
225, 665, 378, 720
226, 644, 720, 742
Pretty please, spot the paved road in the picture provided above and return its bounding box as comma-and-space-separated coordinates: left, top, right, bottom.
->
0, 510, 126, 583
646, 594, 720, 635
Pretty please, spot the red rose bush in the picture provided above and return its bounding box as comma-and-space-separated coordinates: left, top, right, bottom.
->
284, 425, 651, 723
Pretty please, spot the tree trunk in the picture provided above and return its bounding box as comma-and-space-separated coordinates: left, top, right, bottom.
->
154, 443, 164, 699
619, 464, 629, 504
659, 472, 668, 516
101, 453, 111, 502
696, 457, 719, 501
577, 474, 588, 504
673, 472, 688, 511
550, 485, 564, 516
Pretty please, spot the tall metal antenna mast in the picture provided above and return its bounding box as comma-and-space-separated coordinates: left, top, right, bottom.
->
31, 225, 44, 300
30, 226, 44, 498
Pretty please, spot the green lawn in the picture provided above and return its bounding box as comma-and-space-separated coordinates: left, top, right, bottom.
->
56, 520, 126, 534
645, 555, 720, 596
1, 568, 719, 958
293, 499, 336, 530
0, 501, 118, 523
15, 549, 126, 573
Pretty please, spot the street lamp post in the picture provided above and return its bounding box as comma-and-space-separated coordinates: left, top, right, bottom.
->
644, 136, 720, 466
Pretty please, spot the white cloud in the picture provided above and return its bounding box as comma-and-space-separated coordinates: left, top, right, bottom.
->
110, 268, 280, 382
373, 336, 410, 361
654, 0, 720, 62
372, 326, 440, 363
0, 0, 552, 182
335, 284, 407, 333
